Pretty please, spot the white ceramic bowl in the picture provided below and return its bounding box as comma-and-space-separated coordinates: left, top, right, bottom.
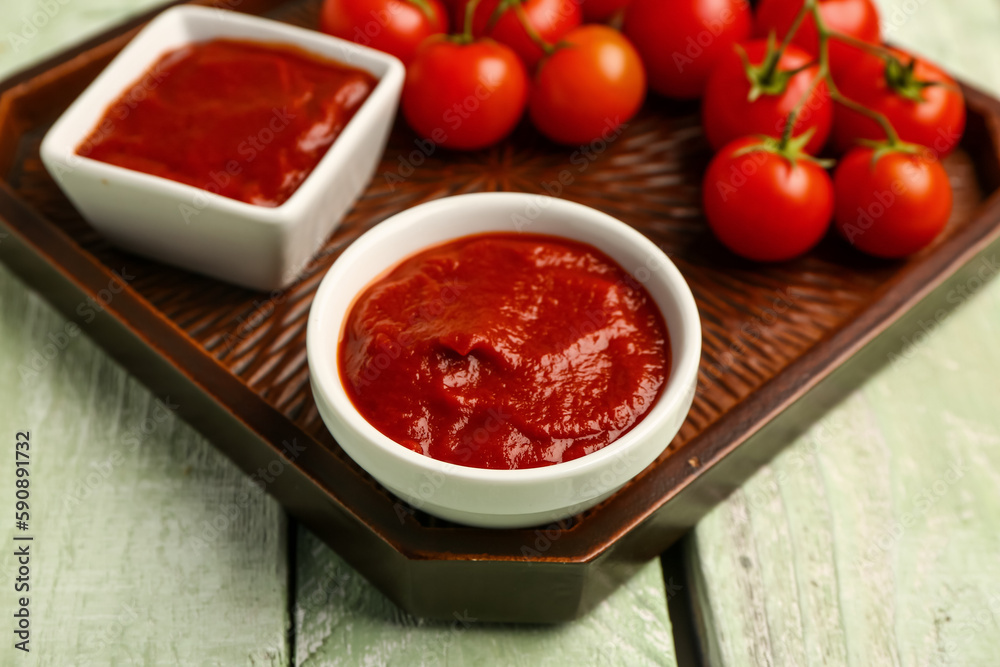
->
40, 5, 404, 291
307, 193, 702, 529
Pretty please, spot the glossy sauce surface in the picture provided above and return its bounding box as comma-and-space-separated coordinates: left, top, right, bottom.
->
339, 233, 671, 470
79, 38, 376, 207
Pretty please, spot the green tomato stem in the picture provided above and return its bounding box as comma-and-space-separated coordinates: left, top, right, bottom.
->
511, 0, 556, 56
461, 0, 482, 43
830, 86, 903, 144
762, 2, 810, 83
407, 0, 437, 23
779, 72, 823, 148
826, 28, 895, 58
749, 2, 930, 167
774, 1, 904, 151
809, 4, 902, 145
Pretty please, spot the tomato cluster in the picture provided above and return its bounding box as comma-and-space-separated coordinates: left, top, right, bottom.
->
702, 0, 965, 260
317, 0, 750, 146
320, 0, 965, 260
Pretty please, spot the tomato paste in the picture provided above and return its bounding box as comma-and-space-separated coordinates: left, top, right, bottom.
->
79, 39, 376, 207
339, 233, 671, 470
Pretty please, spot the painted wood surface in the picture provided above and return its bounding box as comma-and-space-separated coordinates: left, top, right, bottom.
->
4, 10, 293, 663
0, 263, 291, 665
688, 1, 1000, 664
1, 0, 167, 72
293, 531, 676, 666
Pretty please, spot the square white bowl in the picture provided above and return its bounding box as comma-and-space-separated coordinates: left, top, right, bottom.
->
40, 5, 405, 291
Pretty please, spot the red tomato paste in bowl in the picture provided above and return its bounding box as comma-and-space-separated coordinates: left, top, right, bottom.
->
339, 232, 671, 470
78, 38, 376, 207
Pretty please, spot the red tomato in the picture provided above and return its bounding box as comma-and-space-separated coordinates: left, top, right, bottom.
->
320, 0, 448, 65
402, 37, 529, 151
754, 0, 880, 77
831, 48, 966, 156
702, 40, 832, 154
833, 147, 952, 258
702, 137, 834, 262
454, 0, 582, 69
582, 0, 632, 23
623, 0, 752, 100
529, 25, 646, 145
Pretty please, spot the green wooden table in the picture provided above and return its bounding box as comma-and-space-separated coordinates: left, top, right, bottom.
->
1, 1, 998, 664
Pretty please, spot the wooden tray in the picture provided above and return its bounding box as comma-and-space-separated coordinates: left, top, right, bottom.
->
3, 0, 1000, 623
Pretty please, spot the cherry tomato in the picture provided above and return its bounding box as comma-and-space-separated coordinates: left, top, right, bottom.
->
754, 0, 880, 77
402, 37, 529, 151
581, 0, 632, 23
702, 137, 834, 262
702, 40, 832, 154
831, 48, 966, 156
320, 0, 448, 65
623, 0, 752, 100
833, 147, 952, 258
529, 25, 646, 145
454, 0, 582, 69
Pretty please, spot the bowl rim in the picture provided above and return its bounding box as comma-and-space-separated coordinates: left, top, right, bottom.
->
306, 192, 703, 487
39, 4, 405, 223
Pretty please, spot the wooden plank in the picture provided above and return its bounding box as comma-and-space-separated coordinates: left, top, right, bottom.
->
292, 527, 678, 666
2, 8, 288, 663
2, 2, 291, 662
0, 263, 290, 661
689, 1, 1000, 663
